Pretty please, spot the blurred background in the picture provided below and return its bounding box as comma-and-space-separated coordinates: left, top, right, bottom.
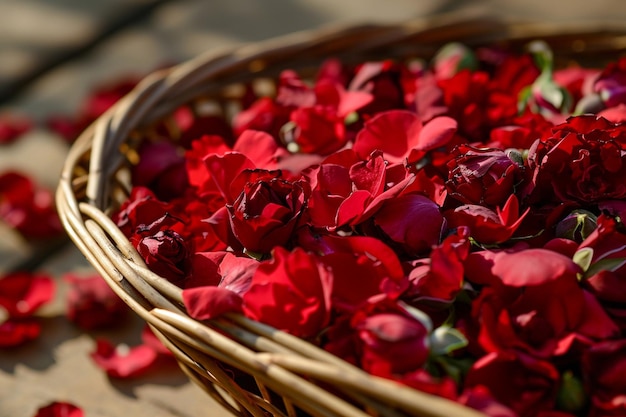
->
0, 1, 625, 416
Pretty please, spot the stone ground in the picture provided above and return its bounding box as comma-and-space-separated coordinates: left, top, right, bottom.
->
1, 1, 625, 416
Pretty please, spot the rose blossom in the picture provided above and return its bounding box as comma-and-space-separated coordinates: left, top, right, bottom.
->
224, 176, 309, 254
305, 150, 415, 229
525, 115, 626, 204
466, 247, 619, 358
446, 144, 524, 207
136, 229, 189, 284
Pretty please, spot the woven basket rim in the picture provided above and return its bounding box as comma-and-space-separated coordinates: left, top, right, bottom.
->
57, 12, 626, 417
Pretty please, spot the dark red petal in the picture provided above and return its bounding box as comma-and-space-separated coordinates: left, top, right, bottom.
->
90, 339, 159, 378
0, 319, 41, 347
32, 402, 84, 417
182, 286, 243, 320
0, 272, 55, 318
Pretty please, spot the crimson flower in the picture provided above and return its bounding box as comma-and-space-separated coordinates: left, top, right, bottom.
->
306, 150, 415, 228
324, 297, 432, 381
132, 140, 188, 201
466, 247, 619, 358
594, 56, 626, 107
222, 176, 309, 254
446, 144, 524, 207
373, 192, 445, 255
525, 115, 626, 204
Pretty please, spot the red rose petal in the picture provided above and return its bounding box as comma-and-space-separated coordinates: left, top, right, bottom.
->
353, 110, 422, 162
492, 249, 581, 287
182, 286, 243, 320
0, 272, 55, 318
0, 319, 41, 347
416, 116, 457, 151
90, 339, 159, 378
33, 402, 84, 417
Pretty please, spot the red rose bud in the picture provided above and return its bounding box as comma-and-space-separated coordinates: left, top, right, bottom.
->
227, 177, 308, 254
555, 209, 598, 242
136, 229, 189, 284
446, 144, 523, 207
65, 274, 129, 330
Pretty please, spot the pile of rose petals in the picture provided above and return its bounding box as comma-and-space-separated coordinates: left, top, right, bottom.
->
111, 40, 626, 417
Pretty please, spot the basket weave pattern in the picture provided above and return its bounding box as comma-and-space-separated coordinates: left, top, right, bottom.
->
57, 15, 626, 417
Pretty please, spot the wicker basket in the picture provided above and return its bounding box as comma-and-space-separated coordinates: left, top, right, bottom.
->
57, 13, 626, 417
